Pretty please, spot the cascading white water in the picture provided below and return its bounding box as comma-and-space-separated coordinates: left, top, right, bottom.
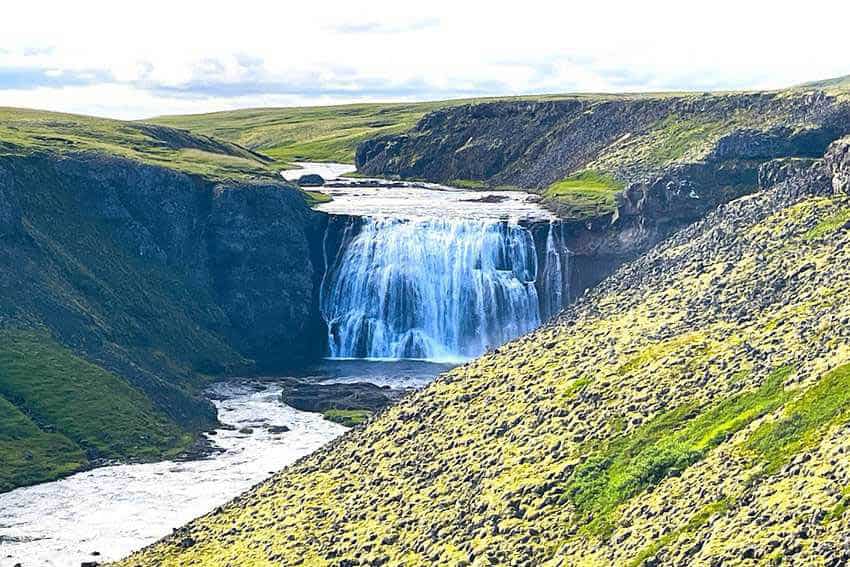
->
540, 221, 572, 321
321, 217, 571, 362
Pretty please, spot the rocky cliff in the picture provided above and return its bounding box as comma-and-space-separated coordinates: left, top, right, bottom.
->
122, 137, 850, 566
357, 91, 850, 293
0, 146, 326, 489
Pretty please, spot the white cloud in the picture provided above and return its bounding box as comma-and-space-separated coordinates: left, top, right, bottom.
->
0, 0, 848, 118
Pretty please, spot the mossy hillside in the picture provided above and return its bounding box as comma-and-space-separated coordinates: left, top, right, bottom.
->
121, 164, 850, 564
0, 107, 279, 182
0, 331, 191, 459
0, 393, 86, 492
589, 110, 758, 175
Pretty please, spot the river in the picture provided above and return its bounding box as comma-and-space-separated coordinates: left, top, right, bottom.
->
0, 361, 449, 566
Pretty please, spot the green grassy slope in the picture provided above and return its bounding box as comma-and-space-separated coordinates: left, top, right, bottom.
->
0, 331, 191, 490
120, 142, 850, 565
0, 107, 279, 181
543, 170, 625, 219
147, 102, 462, 166
0, 392, 86, 492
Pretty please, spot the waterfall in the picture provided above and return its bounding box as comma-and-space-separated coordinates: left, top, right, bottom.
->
321, 217, 571, 362
539, 221, 572, 321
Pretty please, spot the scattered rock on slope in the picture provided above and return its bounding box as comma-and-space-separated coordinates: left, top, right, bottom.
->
120, 128, 850, 566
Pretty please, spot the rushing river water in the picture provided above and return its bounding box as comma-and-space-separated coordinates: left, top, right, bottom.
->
0, 361, 448, 567
281, 162, 555, 222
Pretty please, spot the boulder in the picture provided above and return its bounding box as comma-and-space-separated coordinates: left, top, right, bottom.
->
297, 174, 325, 187
280, 378, 405, 413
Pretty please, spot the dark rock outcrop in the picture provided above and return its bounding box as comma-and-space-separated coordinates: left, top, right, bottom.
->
0, 152, 327, 427
207, 183, 324, 368
0, 163, 22, 238
280, 379, 405, 414
297, 174, 325, 187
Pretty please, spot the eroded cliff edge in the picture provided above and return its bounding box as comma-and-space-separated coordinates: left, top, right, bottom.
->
357, 90, 850, 292
0, 149, 327, 489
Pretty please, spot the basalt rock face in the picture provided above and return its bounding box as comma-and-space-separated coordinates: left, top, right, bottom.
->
207, 183, 325, 369
0, 163, 22, 238
358, 92, 850, 293
0, 152, 326, 426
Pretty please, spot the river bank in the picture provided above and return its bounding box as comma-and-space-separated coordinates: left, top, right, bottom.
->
0, 361, 449, 566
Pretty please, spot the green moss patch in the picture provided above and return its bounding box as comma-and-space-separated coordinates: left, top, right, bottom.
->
544, 170, 624, 219
746, 363, 850, 474
804, 208, 850, 240
302, 190, 333, 205
646, 115, 727, 165
322, 409, 372, 427
449, 179, 488, 189
565, 368, 791, 535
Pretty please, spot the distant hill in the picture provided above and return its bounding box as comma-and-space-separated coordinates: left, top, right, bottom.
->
0, 107, 278, 181
147, 101, 460, 166
798, 74, 850, 90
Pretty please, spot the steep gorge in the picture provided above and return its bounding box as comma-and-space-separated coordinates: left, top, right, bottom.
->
0, 149, 328, 489
122, 135, 850, 567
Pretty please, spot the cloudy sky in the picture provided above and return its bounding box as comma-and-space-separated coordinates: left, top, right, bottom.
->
1, 0, 848, 119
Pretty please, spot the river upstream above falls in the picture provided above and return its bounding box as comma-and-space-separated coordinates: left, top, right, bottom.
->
282, 162, 556, 222
0, 166, 564, 566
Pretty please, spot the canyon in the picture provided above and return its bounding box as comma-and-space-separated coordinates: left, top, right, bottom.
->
2, 80, 850, 565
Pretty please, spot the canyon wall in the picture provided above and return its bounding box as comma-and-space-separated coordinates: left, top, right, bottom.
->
357, 92, 850, 292
0, 152, 326, 428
